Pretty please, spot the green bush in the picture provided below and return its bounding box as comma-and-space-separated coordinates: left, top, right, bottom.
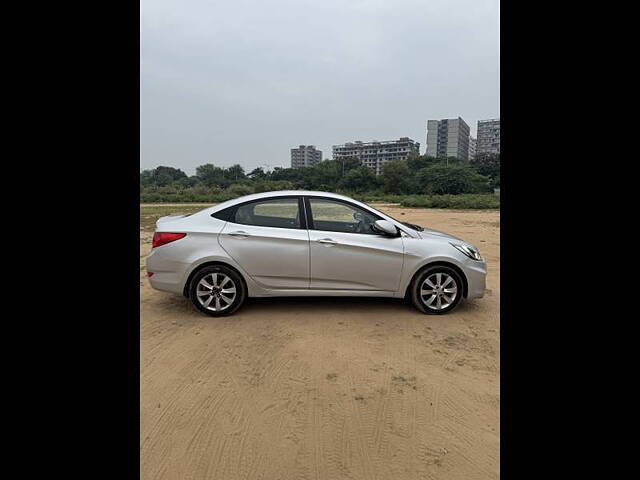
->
253, 180, 295, 192
417, 164, 491, 195
400, 194, 500, 209
225, 183, 255, 198
141, 183, 299, 203
141, 185, 499, 209
140, 160, 501, 210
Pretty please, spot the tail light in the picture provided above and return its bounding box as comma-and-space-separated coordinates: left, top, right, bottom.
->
152, 232, 186, 248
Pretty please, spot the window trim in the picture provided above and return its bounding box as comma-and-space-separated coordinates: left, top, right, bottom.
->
303, 195, 385, 236
212, 195, 307, 230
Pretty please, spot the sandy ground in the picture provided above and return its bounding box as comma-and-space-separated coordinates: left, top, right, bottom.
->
140, 206, 500, 480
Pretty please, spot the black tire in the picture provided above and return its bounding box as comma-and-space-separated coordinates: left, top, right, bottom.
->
410, 265, 463, 315
188, 265, 246, 317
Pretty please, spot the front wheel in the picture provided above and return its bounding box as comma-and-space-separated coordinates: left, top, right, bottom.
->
189, 265, 246, 317
411, 266, 463, 315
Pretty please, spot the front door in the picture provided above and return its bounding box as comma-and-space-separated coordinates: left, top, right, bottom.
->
306, 197, 404, 291
218, 196, 309, 289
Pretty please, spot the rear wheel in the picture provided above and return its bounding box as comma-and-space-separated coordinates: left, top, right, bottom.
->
411, 265, 463, 315
189, 265, 246, 316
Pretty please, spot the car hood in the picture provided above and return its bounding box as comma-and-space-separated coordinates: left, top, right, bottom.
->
418, 227, 465, 243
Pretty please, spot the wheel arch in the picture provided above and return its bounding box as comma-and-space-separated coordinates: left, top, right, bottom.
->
404, 261, 469, 299
182, 260, 249, 298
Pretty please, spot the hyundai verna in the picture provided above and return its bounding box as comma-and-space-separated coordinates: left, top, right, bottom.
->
146, 191, 486, 316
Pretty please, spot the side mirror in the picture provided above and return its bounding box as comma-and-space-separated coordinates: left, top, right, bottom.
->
372, 220, 398, 236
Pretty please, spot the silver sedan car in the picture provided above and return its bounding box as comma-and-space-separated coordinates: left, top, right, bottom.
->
146, 191, 486, 316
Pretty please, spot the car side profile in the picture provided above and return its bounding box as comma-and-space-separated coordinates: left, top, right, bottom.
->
145, 191, 486, 316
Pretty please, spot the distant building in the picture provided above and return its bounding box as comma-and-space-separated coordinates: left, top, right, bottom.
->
332, 137, 420, 175
477, 118, 500, 155
469, 136, 477, 159
291, 145, 322, 168
426, 117, 471, 160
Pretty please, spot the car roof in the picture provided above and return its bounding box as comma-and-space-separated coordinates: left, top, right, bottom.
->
234, 190, 354, 201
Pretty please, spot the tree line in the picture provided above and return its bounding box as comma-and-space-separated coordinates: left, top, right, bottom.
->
140, 153, 500, 201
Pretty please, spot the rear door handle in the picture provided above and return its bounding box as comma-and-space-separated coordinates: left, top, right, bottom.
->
316, 238, 337, 246
229, 230, 250, 238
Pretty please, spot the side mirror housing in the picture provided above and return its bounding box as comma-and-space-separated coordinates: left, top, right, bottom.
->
372, 220, 398, 236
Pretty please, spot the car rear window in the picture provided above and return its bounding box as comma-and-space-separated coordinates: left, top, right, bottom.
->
232, 198, 301, 229
211, 206, 235, 221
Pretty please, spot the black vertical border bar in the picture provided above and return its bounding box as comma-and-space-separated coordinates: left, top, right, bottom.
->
130, 1, 141, 475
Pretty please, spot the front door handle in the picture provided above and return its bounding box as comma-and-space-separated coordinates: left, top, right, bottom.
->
229, 230, 250, 238
316, 238, 337, 246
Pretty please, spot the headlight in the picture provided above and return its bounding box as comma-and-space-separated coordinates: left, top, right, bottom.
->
451, 243, 483, 261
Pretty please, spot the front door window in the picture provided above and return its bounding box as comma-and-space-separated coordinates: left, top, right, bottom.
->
308, 198, 378, 234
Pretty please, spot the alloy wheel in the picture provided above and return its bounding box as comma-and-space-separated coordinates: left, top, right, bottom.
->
196, 273, 237, 312
420, 272, 458, 310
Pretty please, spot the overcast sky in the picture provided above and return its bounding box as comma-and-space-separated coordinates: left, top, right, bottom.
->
141, 0, 499, 175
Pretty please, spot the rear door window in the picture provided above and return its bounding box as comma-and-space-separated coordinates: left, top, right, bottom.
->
232, 198, 301, 229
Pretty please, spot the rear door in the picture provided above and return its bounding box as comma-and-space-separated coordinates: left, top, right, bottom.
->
306, 197, 404, 291
218, 196, 310, 289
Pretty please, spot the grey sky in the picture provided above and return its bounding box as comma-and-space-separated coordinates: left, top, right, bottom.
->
141, 0, 499, 175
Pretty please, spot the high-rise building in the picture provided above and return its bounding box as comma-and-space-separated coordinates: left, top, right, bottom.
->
476, 118, 500, 155
469, 136, 477, 159
291, 145, 322, 168
426, 117, 471, 160
332, 137, 420, 175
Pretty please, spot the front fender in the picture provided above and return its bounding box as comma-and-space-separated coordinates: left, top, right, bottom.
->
398, 254, 470, 297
